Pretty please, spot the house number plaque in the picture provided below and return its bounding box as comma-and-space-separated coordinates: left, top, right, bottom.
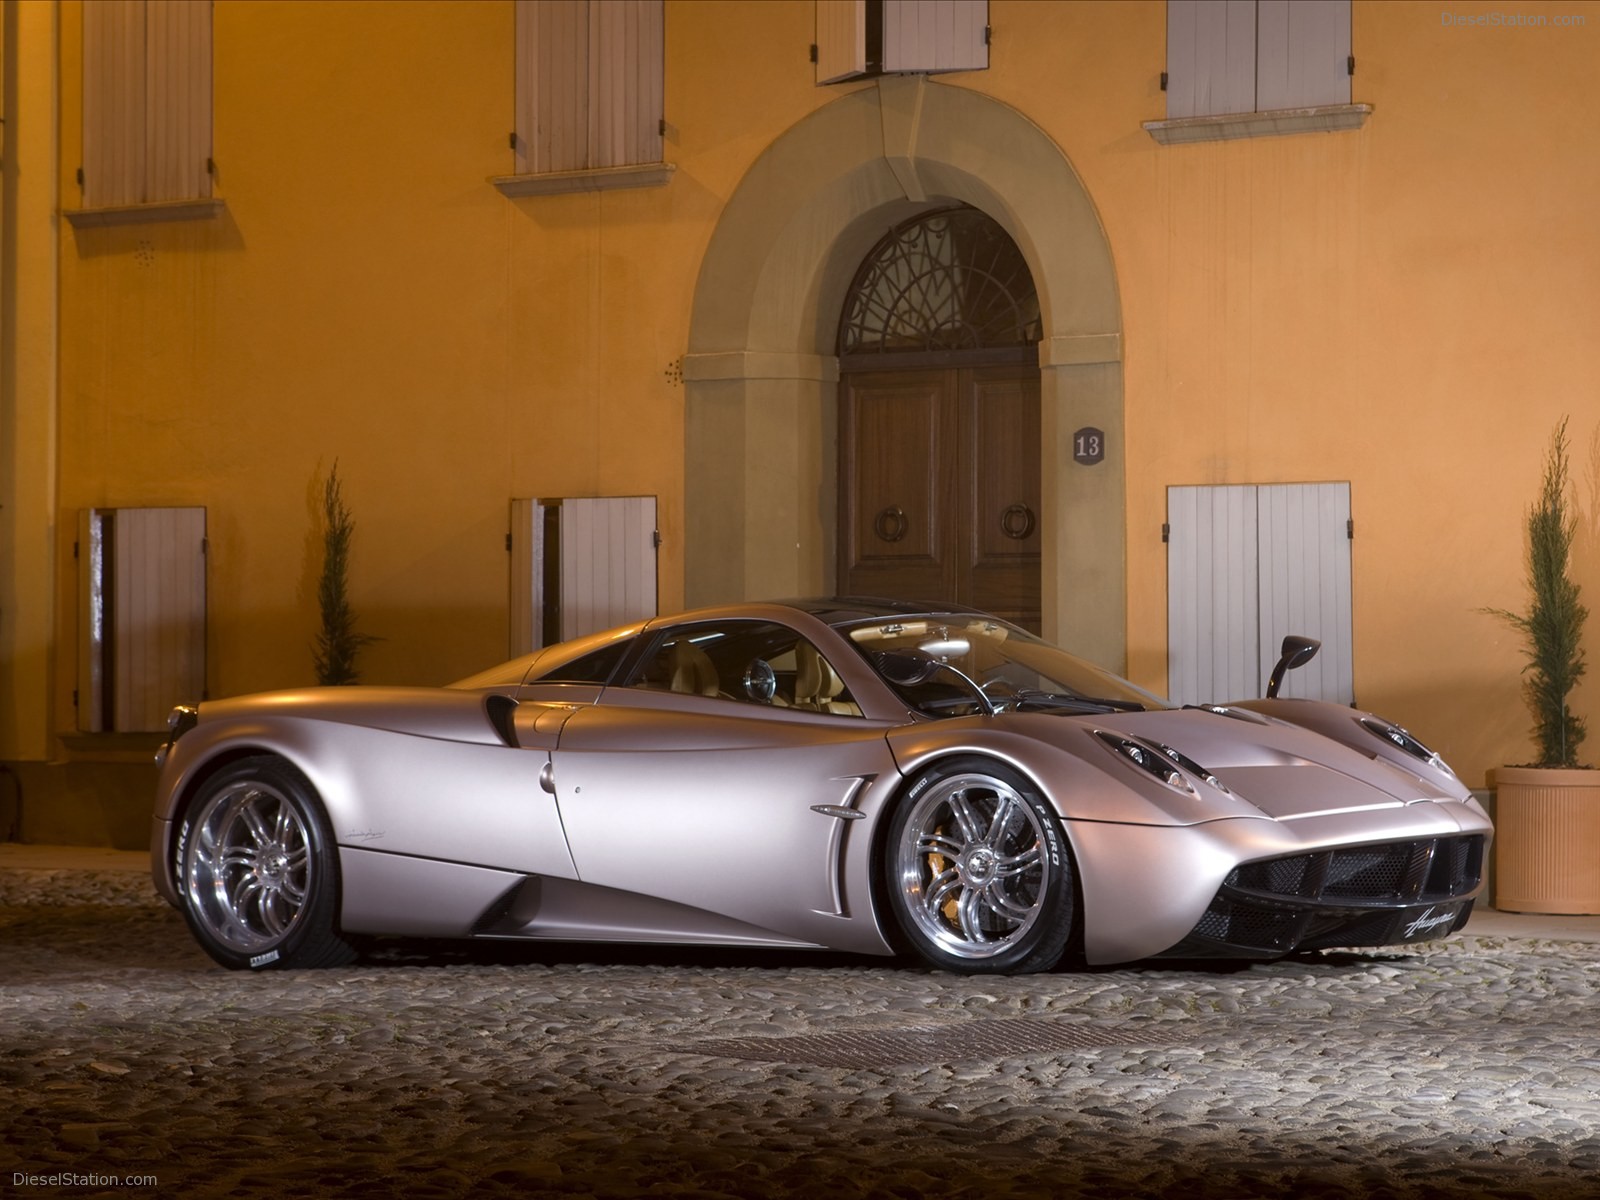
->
1073, 427, 1105, 466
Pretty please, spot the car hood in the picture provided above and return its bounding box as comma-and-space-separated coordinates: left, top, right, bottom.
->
1069, 707, 1460, 822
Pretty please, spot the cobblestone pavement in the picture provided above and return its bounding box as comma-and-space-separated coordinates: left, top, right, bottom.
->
3, 868, 1600, 1200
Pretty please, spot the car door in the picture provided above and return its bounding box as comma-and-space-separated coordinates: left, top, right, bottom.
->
547, 620, 902, 953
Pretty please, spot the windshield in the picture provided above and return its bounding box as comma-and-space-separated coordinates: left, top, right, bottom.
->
843, 616, 1172, 716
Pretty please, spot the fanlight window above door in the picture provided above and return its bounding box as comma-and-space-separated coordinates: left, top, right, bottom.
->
838, 206, 1041, 359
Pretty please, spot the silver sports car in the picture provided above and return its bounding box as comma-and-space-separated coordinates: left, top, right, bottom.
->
151, 599, 1491, 974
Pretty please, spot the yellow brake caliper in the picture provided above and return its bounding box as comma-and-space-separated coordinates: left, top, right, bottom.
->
929, 824, 961, 925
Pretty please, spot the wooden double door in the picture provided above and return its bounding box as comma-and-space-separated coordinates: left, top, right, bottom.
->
838, 363, 1042, 632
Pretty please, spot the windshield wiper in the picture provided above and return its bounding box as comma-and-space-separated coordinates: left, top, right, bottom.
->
1008, 689, 1146, 713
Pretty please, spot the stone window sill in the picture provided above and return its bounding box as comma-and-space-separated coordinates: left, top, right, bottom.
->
64, 197, 226, 229
491, 162, 675, 198
1143, 103, 1372, 145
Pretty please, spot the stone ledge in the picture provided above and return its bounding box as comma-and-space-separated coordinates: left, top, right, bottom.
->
1143, 103, 1372, 145
64, 197, 226, 229
491, 162, 675, 197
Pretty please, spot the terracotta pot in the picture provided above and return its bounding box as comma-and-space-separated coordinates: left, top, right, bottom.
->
1493, 766, 1600, 915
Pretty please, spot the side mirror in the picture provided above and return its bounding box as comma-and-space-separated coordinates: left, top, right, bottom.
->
1265, 635, 1321, 699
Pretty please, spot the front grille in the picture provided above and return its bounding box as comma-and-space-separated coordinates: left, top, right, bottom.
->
1158, 835, 1485, 959
1226, 835, 1483, 907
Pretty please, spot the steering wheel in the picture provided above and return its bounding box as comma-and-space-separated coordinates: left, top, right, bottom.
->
743, 659, 777, 703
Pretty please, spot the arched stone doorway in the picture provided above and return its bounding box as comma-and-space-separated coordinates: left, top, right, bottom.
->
836, 205, 1043, 631
683, 76, 1126, 668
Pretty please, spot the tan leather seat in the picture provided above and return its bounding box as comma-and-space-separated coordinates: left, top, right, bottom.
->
793, 642, 859, 715
667, 641, 720, 697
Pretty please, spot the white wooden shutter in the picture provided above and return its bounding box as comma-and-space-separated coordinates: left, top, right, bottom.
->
1256, 0, 1350, 111
1167, 485, 1260, 706
816, 0, 868, 84
518, 0, 588, 174
145, 0, 212, 202
590, 0, 663, 169
510, 497, 658, 651
516, 0, 663, 174
1165, 0, 1256, 118
83, 0, 211, 207
79, 507, 206, 732
1167, 483, 1353, 706
83, 0, 148, 207
882, 0, 987, 74
560, 497, 658, 640
1256, 483, 1352, 703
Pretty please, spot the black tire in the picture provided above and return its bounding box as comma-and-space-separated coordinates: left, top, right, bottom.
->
172, 756, 357, 970
882, 756, 1076, 974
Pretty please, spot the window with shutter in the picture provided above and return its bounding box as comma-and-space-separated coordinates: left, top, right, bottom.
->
1166, 483, 1353, 706
79, 0, 213, 213
815, 0, 988, 85
1151, 0, 1364, 143
509, 497, 659, 653
78, 507, 208, 733
501, 0, 670, 196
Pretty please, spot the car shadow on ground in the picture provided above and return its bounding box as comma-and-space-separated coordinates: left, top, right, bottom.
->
355, 934, 1419, 977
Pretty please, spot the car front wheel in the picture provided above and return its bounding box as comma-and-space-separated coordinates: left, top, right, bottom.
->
884, 757, 1076, 974
174, 756, 356, 970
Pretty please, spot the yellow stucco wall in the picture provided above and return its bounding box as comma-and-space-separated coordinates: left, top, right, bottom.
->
19, 0, 1600, 841
950, 0, 1600, 780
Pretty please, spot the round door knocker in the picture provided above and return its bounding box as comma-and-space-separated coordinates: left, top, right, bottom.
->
874, 505, 909, 543
1000, 503, 1036, 541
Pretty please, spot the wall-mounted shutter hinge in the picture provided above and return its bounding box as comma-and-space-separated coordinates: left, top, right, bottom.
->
652, 530, 663, 549
658, 118, 667, 136
984, 25, 992, 45
76, 166, 84, 187
206, 157, 216, 175
1160, 71, 1168, 92
508, 131, 517, 151
73, 540, 79, 559
809, 42, 818, 63
505, 532, 513, 552
72, 688, 79, 708
1161, 522, 1171, 544
1347, 55, 1355, 77
1347, 518, 1355, 540
201, 537, 209, 555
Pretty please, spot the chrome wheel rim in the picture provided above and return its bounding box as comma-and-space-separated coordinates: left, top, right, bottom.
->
184, 781, 311, 953
895, 772, 1048, 961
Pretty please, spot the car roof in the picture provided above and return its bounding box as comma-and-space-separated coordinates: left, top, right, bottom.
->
775, 596, 986, 628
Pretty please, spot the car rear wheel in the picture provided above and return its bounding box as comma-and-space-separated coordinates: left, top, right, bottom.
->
174, 756, 356, 970
884, 757, 1076, 974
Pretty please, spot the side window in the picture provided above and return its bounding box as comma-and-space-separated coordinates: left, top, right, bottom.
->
625, 622, 862, 716
534, 640, 631, 686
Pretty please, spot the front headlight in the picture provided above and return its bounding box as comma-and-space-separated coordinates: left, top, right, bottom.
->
1358, 716, 1457, 780
1094, 731, 1229, 796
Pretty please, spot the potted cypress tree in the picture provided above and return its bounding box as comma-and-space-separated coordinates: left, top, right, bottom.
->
312, 461, 379, 686
1486, 418, 1599, 914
